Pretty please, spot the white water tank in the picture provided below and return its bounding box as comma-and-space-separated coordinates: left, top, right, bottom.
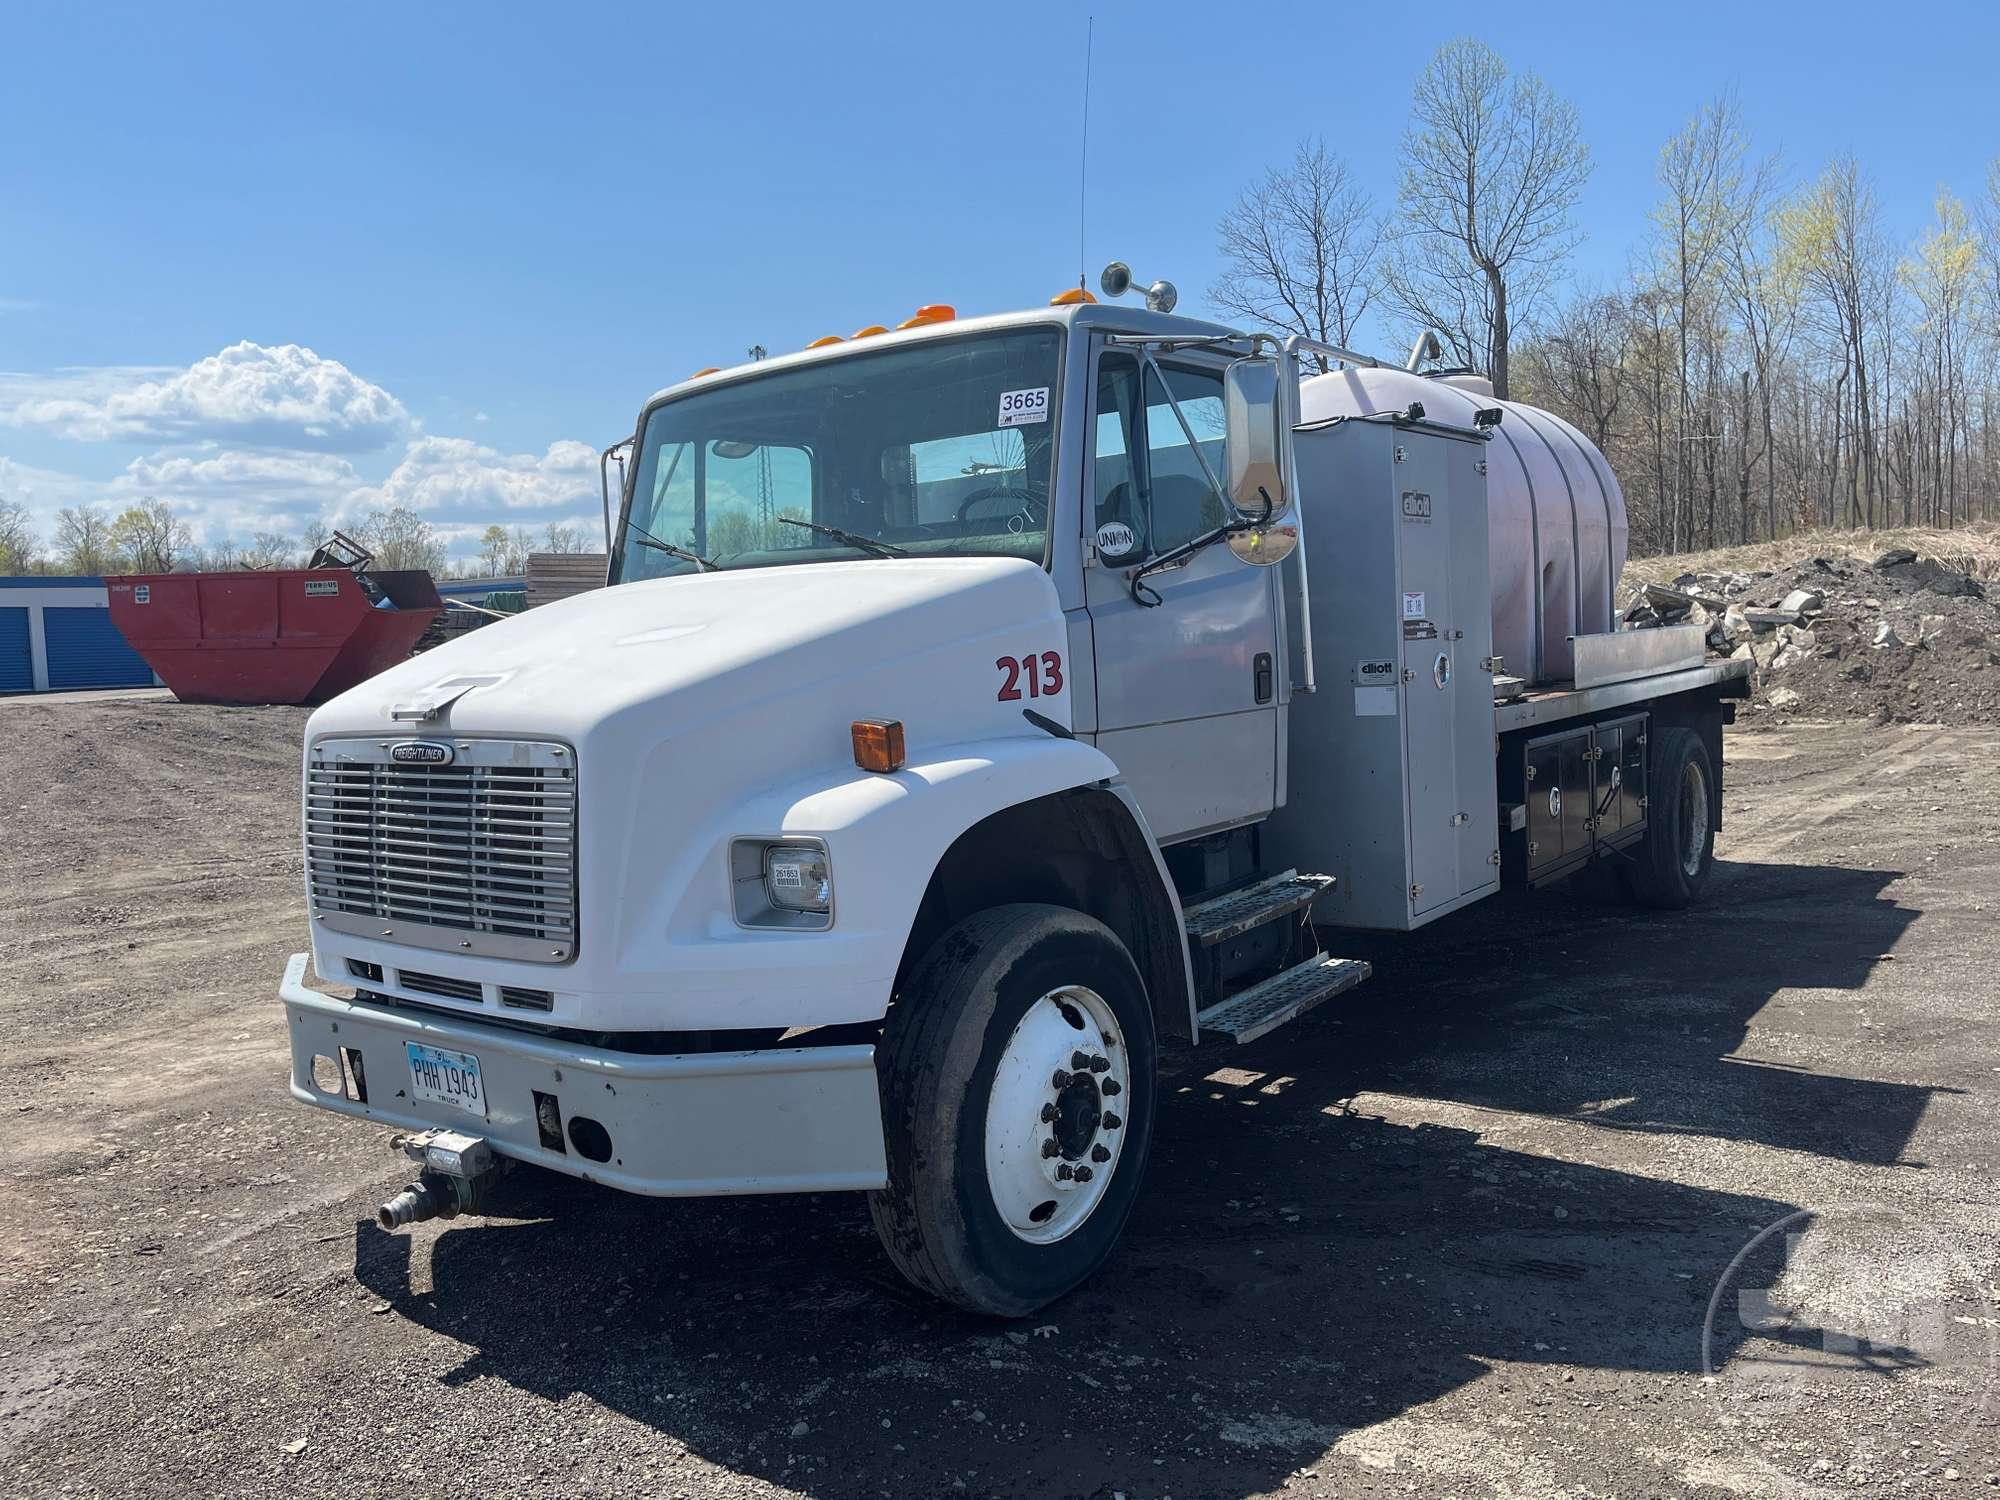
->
1297, 366, 1627, 686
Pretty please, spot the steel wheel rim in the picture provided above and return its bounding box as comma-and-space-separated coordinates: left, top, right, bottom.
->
1679, 759, 1710, 878
984, 985, 1129, 1245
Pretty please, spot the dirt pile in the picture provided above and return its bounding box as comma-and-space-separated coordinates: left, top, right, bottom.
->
1627, 545, 2000, 725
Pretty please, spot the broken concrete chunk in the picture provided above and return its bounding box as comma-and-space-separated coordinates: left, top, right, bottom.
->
1779, 588, 1824, 615
1871, 622, 1905, 650
1742, 608, 1802, 632
1766, 687, 1801, 711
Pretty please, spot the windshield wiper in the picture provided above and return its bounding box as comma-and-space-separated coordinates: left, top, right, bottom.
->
626, 517, 718, 571
777, 516, 908, 558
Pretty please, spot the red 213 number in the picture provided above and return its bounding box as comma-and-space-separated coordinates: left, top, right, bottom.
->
996, 650, 1063, 701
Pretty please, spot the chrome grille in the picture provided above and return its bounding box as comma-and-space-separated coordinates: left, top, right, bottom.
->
306, 738, 576, 963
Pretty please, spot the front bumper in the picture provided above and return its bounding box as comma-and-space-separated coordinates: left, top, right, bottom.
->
278, 954, 888, 1196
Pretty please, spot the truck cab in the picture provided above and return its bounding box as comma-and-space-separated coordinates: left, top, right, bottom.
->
280, 291, 1743, 1315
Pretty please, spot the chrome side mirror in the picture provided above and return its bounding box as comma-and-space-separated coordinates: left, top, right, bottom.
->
1221, 357, 1295, 565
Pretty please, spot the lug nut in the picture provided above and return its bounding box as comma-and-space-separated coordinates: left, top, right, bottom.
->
1041, 1139, 1060, 1158
1071, 1050, 1091, 1070
1073, 1166, 1093, 1183
1055, 1163, 1074, 1181
1102, 1111, 1122, 1130
1101, 1078, 1122, 1096
1089, 1054, 1110, 1073
1052, 1069, 1072, 1089
1091, 1144, 1111, 1163
1041, 1103, 1060, 1123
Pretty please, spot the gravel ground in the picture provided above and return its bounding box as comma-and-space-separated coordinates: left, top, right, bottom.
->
2, 693, 1997, 1498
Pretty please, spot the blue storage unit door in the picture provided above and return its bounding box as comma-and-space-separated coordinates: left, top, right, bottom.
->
0, 607, 31, 693
43, 606, 154, 689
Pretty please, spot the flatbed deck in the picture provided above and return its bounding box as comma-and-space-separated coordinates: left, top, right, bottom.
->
1492, 657, 1752, 734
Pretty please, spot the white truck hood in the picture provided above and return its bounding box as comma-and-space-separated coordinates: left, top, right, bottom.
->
311, 555, 1067, 749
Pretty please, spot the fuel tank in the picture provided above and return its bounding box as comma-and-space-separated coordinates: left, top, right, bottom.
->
1297, 367, 1627, 686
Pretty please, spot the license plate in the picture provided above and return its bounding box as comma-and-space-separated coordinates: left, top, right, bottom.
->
405, 1042, 488, 1118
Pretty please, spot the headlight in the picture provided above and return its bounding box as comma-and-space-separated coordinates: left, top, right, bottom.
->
730, 837, 833, 929
763, 842, 831, 914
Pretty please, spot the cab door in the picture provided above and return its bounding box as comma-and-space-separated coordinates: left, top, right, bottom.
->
1082, 346, 1282, 844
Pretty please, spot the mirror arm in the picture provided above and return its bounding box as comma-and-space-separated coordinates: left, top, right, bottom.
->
598, 438, 633, 554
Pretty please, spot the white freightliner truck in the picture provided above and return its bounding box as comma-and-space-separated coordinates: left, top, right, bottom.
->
279, 270, 1748, 1314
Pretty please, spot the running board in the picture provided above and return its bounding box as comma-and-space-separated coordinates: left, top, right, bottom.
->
1195, 955, 1373, 1045
1181, 870, 1334, 947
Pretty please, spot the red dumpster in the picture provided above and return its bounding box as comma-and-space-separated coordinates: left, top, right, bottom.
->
105, 568, 443, 706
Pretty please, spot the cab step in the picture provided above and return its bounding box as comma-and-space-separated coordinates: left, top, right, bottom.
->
1195, 954, 1373, 1045
1181, 870, 1334, 947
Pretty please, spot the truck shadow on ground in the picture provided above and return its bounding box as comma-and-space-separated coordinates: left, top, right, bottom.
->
351, 857, 1936, 1498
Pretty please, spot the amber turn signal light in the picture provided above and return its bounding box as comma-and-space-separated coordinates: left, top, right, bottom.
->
851, 719, 906, 773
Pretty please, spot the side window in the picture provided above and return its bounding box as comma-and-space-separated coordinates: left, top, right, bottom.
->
1090, 354, 1226, 558
1092, 353, 1142, 540
1142, 364, 1227, 552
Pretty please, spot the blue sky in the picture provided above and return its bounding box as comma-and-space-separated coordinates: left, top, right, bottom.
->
2, 0, 1994, 562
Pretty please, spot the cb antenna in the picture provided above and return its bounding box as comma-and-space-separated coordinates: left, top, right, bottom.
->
1077, 15, 1094, 289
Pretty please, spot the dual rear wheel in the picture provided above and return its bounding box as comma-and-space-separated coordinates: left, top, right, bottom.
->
1624, 725, 1718, 908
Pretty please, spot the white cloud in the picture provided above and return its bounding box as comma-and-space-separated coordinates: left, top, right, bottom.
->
0, 337, 609, 563
0, 453, 101, 512
343, 436, 600, 520
0, 341, 411, 451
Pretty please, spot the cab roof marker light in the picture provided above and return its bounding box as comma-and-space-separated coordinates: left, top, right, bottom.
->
806, 335, 843, 348
690, 366, 721, 378
1050, 288, 1096, 306
851, 324, 889, 339
896, 303, 957, 330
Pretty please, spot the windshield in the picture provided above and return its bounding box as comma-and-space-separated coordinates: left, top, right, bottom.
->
612, 328, 1062, 584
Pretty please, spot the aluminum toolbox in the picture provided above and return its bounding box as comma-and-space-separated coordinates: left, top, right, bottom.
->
1264, 415, 1500, 931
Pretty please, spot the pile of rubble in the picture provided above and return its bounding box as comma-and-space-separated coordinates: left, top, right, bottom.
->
1625, 546, 2000, 725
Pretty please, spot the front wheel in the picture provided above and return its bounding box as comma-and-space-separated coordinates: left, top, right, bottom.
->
867, 904, 1157, 1316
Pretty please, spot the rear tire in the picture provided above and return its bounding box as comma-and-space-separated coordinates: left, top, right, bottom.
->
1626, 726, 1716, 909
867, 903, 1157, 1317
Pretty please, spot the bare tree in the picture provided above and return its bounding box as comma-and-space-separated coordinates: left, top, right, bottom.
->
1519, 289, 1633, 450
0, 496, 37, 573
1211, 138, 1381, 358
107, 498, 192, 572
1652, 95, 1760, 548
55, 504, 115, 574
540, 521, 586, 554
1719, 141, 1793, 541
1777, 157, 1891, 528
1381, 38, 1591, 398
238, 531, 299, 569
355, 504, 446, 574
477, 524, 511, 576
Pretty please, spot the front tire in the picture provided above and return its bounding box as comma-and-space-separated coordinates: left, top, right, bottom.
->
867, 903, 1157, 1316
